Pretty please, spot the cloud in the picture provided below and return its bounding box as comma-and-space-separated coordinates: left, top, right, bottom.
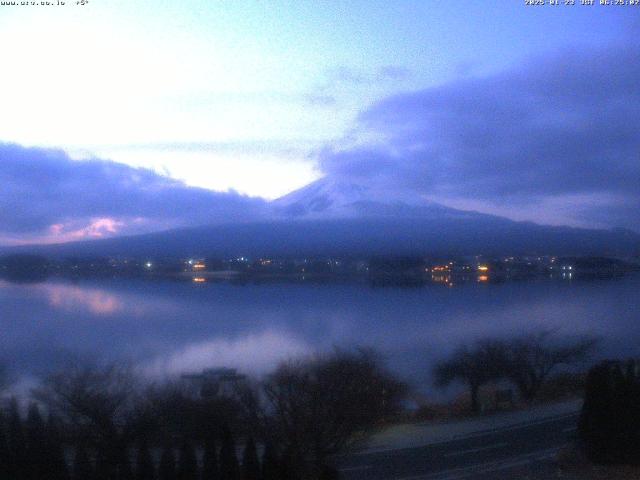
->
93, 139, 314, 158
320, 47, 640, 230
323, 65, 412, 87
376, 65, 411, 82
142, 331, 310, 378
0, 143, 269, 244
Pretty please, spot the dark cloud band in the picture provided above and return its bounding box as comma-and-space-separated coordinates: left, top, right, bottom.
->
320, 47, 640, 230
0, 143, 268, 242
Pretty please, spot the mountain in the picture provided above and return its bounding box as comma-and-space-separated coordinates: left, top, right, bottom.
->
272, 178, 474, 220
4, 178, 640, 258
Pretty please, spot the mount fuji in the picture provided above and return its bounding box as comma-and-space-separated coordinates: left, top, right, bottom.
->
6, 178, 640, 258
272, 177, 472, 220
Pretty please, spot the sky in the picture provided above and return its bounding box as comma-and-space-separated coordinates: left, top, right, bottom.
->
1, 1, 639, 244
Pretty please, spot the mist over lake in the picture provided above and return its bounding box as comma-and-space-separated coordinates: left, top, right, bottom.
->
2, 275, 638, 396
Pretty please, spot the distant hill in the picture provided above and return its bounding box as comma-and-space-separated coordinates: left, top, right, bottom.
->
3, 178, 639, 258
5, 217, 639, 259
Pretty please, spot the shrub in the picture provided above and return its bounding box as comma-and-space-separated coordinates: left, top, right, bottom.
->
578, 359, 640, 464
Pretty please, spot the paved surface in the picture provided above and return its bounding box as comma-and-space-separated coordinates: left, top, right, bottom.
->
334, 410, 580, 480
363, 399, 582, 453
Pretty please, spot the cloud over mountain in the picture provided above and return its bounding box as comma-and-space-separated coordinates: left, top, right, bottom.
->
2, 40, 639, 247
0, 143, 268, 244
320, 47, 640, 231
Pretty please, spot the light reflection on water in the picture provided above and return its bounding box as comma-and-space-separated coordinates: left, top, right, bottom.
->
1, 276, 639, 392
41, 283, 123, 315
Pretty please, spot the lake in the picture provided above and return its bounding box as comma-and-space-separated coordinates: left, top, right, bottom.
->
1, 275, 639, 397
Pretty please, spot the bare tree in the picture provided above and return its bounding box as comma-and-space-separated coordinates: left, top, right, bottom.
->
434, 333, 598, 411
263, 348, 406, 479
140, 379, 244, 444
34, 362, 140, 476
434, 340, 508, 414
35, 363, 137, 434
505, 331, 597, 402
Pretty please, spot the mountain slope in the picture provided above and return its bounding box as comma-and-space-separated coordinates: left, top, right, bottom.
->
4, 179, 639, 258
8, 217, 639, 259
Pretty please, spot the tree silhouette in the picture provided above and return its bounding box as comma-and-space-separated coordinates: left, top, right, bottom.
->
36, 363, 137, 445
47, 414, 71, 480
579, 359, 640, 464
319, 464, 340, 480
73, 445, 95, 480
0, 410, 11, 480
260, 442, 279, 480
136, 439, 156, 480
95, 444, 117, 480
202, 436, 219, 480
277, 447, 297, 480
219, 425, 239, 480
434, 340, 507, 413
241, 437, 260, 480
158, 445, 176, 480
505, 331, 596, 402
36, 364, 139, 480
264, 348, 406, 477
117, 446, 134, 480
7, 398, 27, 479
177, 438, 198, 480
25, 403, 48, 480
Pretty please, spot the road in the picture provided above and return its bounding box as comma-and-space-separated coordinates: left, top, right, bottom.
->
334, 412, 579, 480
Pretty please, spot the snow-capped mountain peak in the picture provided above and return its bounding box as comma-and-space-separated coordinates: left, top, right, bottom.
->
271, 177, 457, 219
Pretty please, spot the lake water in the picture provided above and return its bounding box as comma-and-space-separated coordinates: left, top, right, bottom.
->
1, 275, 639, 397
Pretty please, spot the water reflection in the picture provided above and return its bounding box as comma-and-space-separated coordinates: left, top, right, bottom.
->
1, 276, 639, 390
43, 283, 123, 315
